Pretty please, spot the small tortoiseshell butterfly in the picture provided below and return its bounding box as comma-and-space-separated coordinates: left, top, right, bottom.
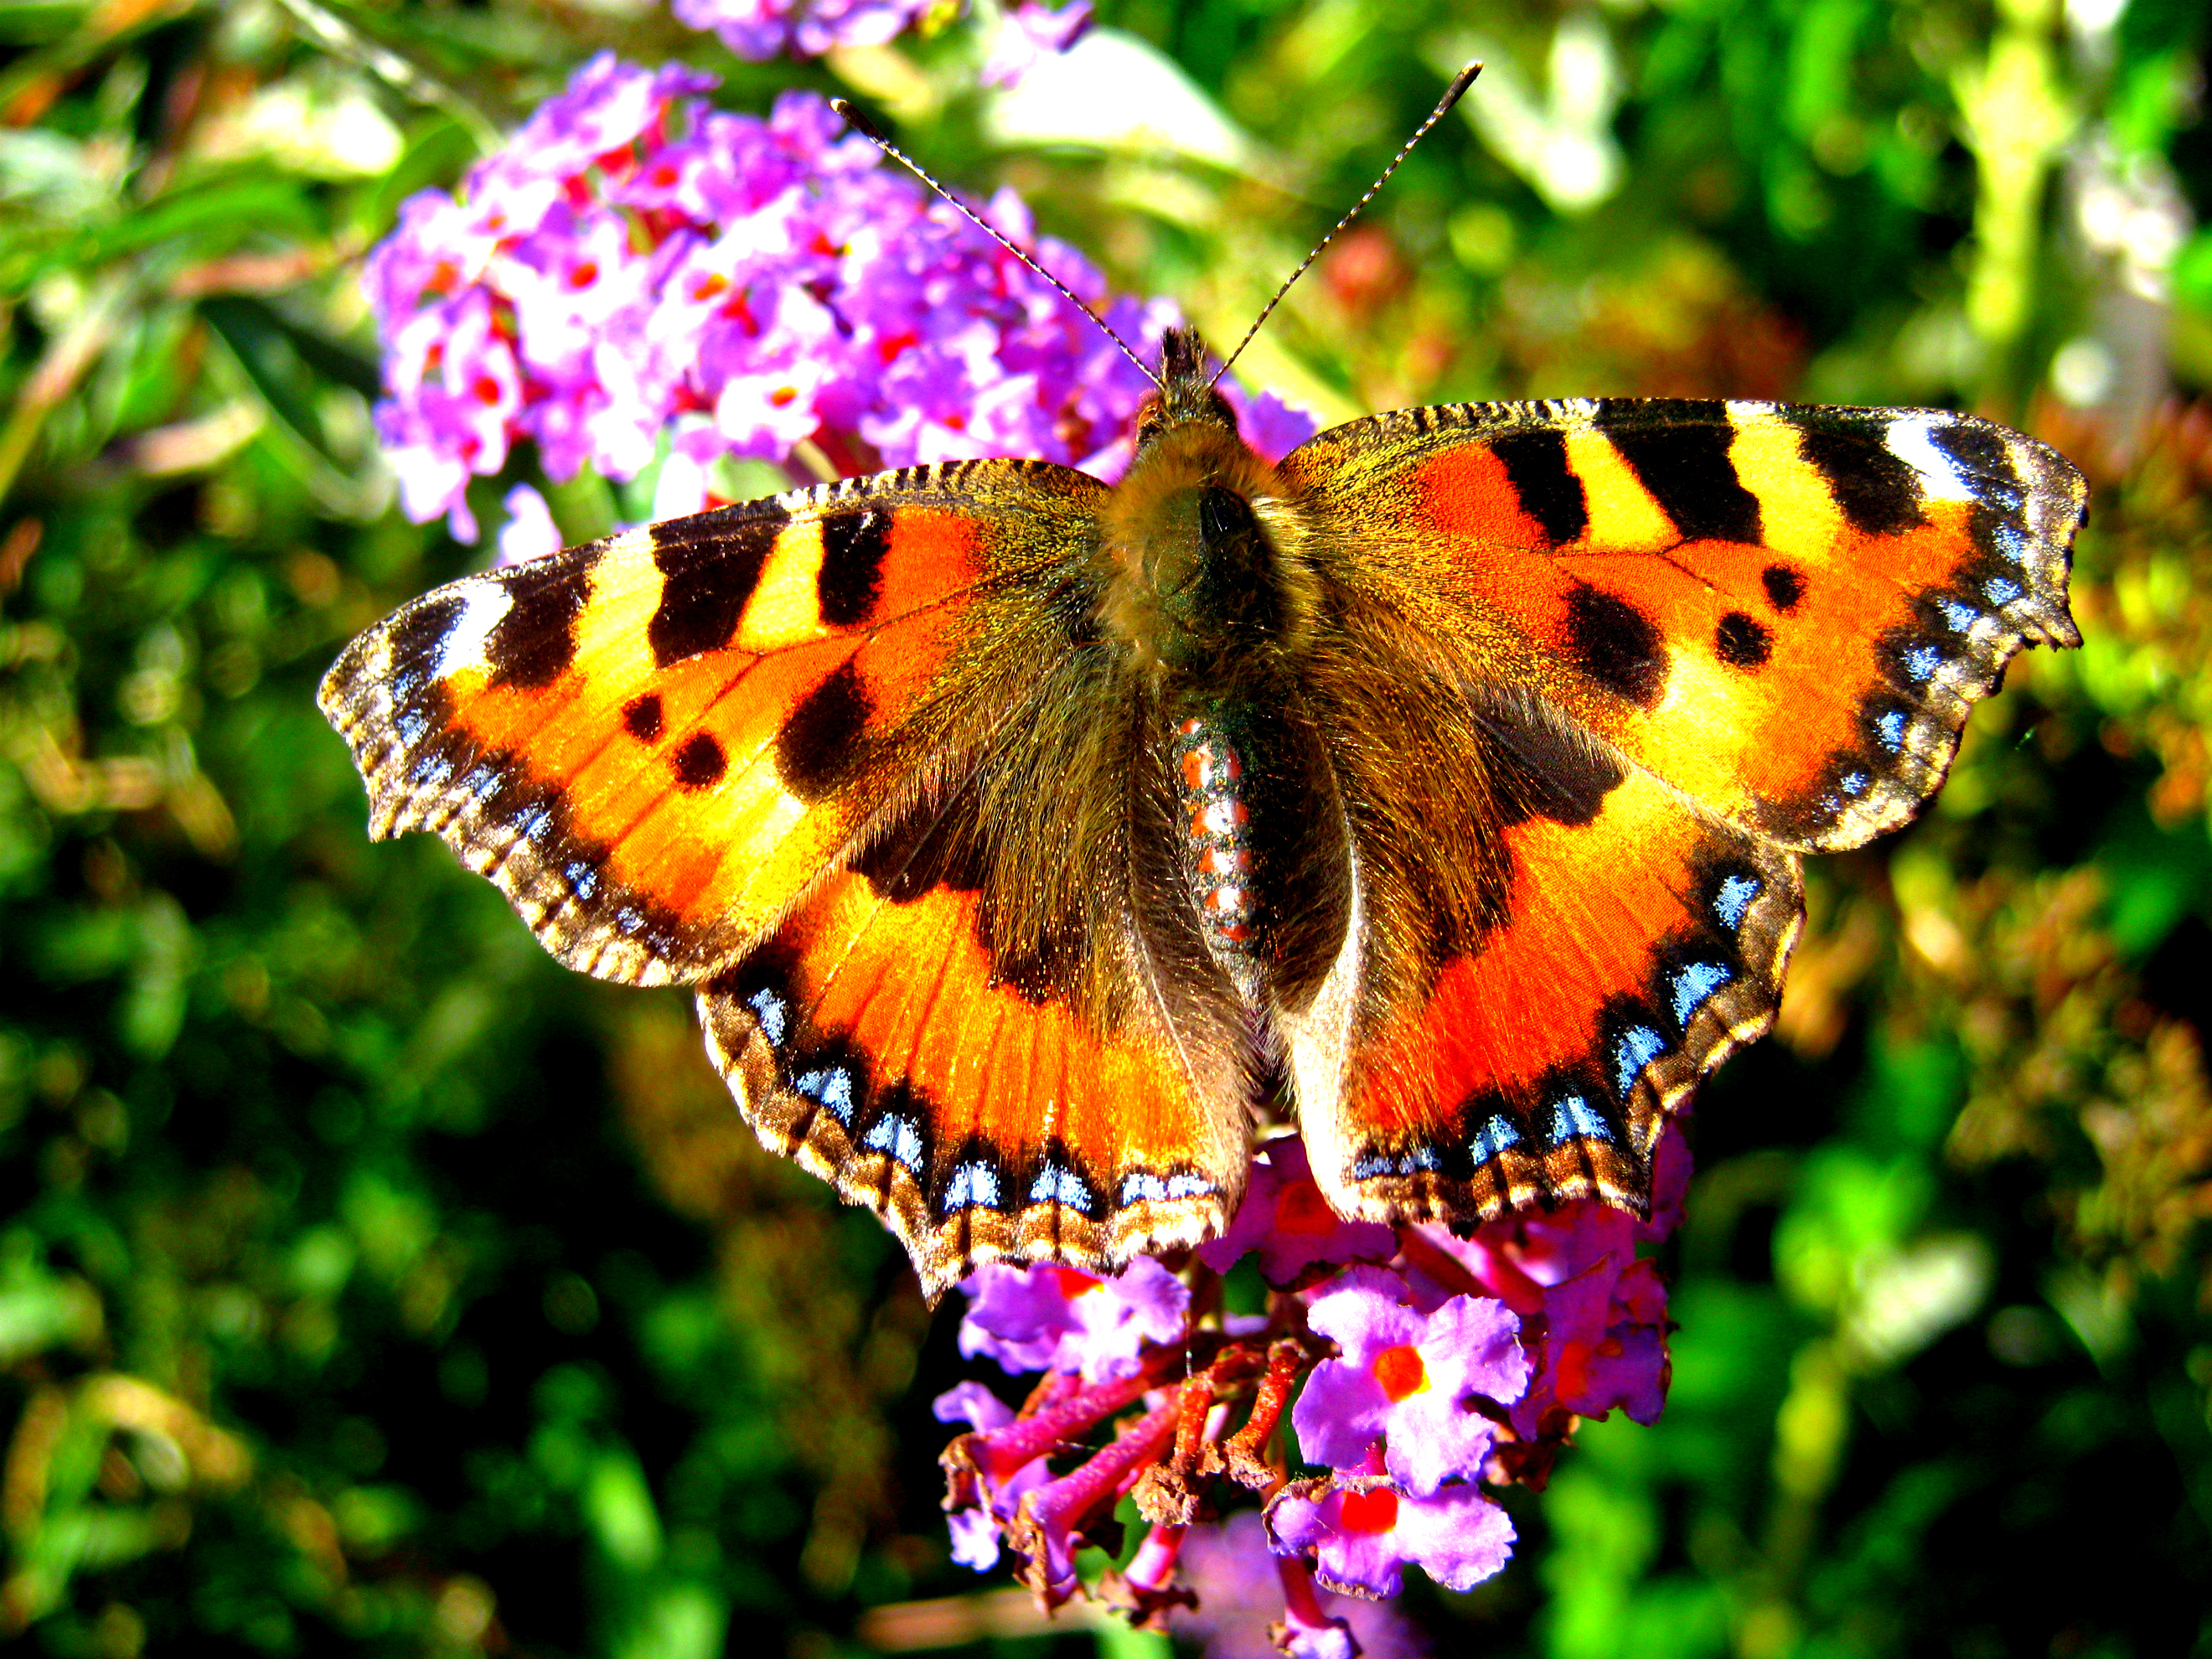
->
321, 80, 2084, 1301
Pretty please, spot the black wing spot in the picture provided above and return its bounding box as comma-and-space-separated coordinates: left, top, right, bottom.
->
818, 509, 891, 628
775, 660, 871, 803
672, 731, 728, 789
623, 694, 664, 742
1564, 584, 1669, 708
1715, 612, 1772, 669
1491, 428, 1589, 545
648, 511, 784, 668
1594, 400, 1761, 545
487, 555, 593, 689
1762, 564, 1805, 612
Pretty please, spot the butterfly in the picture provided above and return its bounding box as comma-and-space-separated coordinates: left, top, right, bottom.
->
320, 80, 2085, 1302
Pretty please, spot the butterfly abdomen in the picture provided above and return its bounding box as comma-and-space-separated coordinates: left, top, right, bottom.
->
1172, 714, 1259, 963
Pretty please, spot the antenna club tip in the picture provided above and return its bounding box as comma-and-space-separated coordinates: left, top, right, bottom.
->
832, 97, 887, 142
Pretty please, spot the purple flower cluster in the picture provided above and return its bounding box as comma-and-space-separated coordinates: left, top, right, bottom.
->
666, 0, 1090, 70
364, 53, 1305, 542
933, 1132, 1690, 1650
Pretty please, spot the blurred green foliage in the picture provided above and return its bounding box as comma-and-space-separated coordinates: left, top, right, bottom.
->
2, 0, 2209, 1655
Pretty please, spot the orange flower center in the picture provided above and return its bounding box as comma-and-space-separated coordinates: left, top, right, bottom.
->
1051, 1266, 1101, 1298
1336, 1487, 1400, 1534
1273, 1180, 1338, 1236
1371, 1344, 1428, 1401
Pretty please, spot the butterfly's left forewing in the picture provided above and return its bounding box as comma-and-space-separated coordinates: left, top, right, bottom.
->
320, 465, 1085, 985
1279, 396, 2081, 1226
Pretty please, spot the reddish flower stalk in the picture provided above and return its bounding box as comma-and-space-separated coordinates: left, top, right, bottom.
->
1007, 1393, 1183, 1605
942, 1362, 1166, 1505
1220, 1337, 1311, 1491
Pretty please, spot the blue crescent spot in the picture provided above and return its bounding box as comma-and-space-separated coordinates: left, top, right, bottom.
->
1030, 1165, 1094, 1213
794, 1067, 855, 1123
944, 1161, 1001, 1211
1840, 770, 1869, 798
1992, 523, 2029, 564
1670, 960, 1734, 1027
747, 988, 788, 1047
1470, 1113, 1522, 1165
1351, 1146, 1440, 1180
1984, 576, 2023, 606
463, 766, 501, 805
1548, 1095, 1614, 1145
1713, 874, 1761, 931
862, 1113, 924, 1171
1904, 644, 1942, 683
395, 707, 432, 747
406, 749, 455, 788
1937, 598, 1978, 634
1122, 1171, 1214, 1204
613, 906, 644, 936
1875, 710, 1907, 752
564, 861, 598, 900
1614, 1026, 1667, 1100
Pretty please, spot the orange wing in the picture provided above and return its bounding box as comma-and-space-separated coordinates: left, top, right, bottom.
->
1278, 397, 2082, 1223
321, 459, 1253, 1292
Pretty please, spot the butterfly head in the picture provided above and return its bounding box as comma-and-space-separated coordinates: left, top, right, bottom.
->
1101, 328, 1319, 677
1130, 326, 1239, 455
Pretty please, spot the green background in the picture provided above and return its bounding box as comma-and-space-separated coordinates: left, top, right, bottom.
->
2, 0, 2209, 1653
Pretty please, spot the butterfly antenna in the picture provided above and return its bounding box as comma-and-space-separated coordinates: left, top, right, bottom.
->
1210, 61, 1482, 386
832, 98, 1164, 389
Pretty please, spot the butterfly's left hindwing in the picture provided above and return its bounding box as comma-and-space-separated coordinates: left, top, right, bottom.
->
695, 680, 1257, 1299
1279, 395, 2081, 1226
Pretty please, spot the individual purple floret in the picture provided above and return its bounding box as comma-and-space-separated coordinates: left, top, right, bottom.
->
958, 1257, 1190, 1382
983, 0, 1094, 85
1198, 1135, 1398, 1287
1293, 1265, 1527, 1496
1266, 1465, 1518, 1600
364, 55, 1315, 543
669, 0, 932, 61
1175, 1512, 1429, 1659
493, 483, 561, 566
666, 0, 1093, 71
